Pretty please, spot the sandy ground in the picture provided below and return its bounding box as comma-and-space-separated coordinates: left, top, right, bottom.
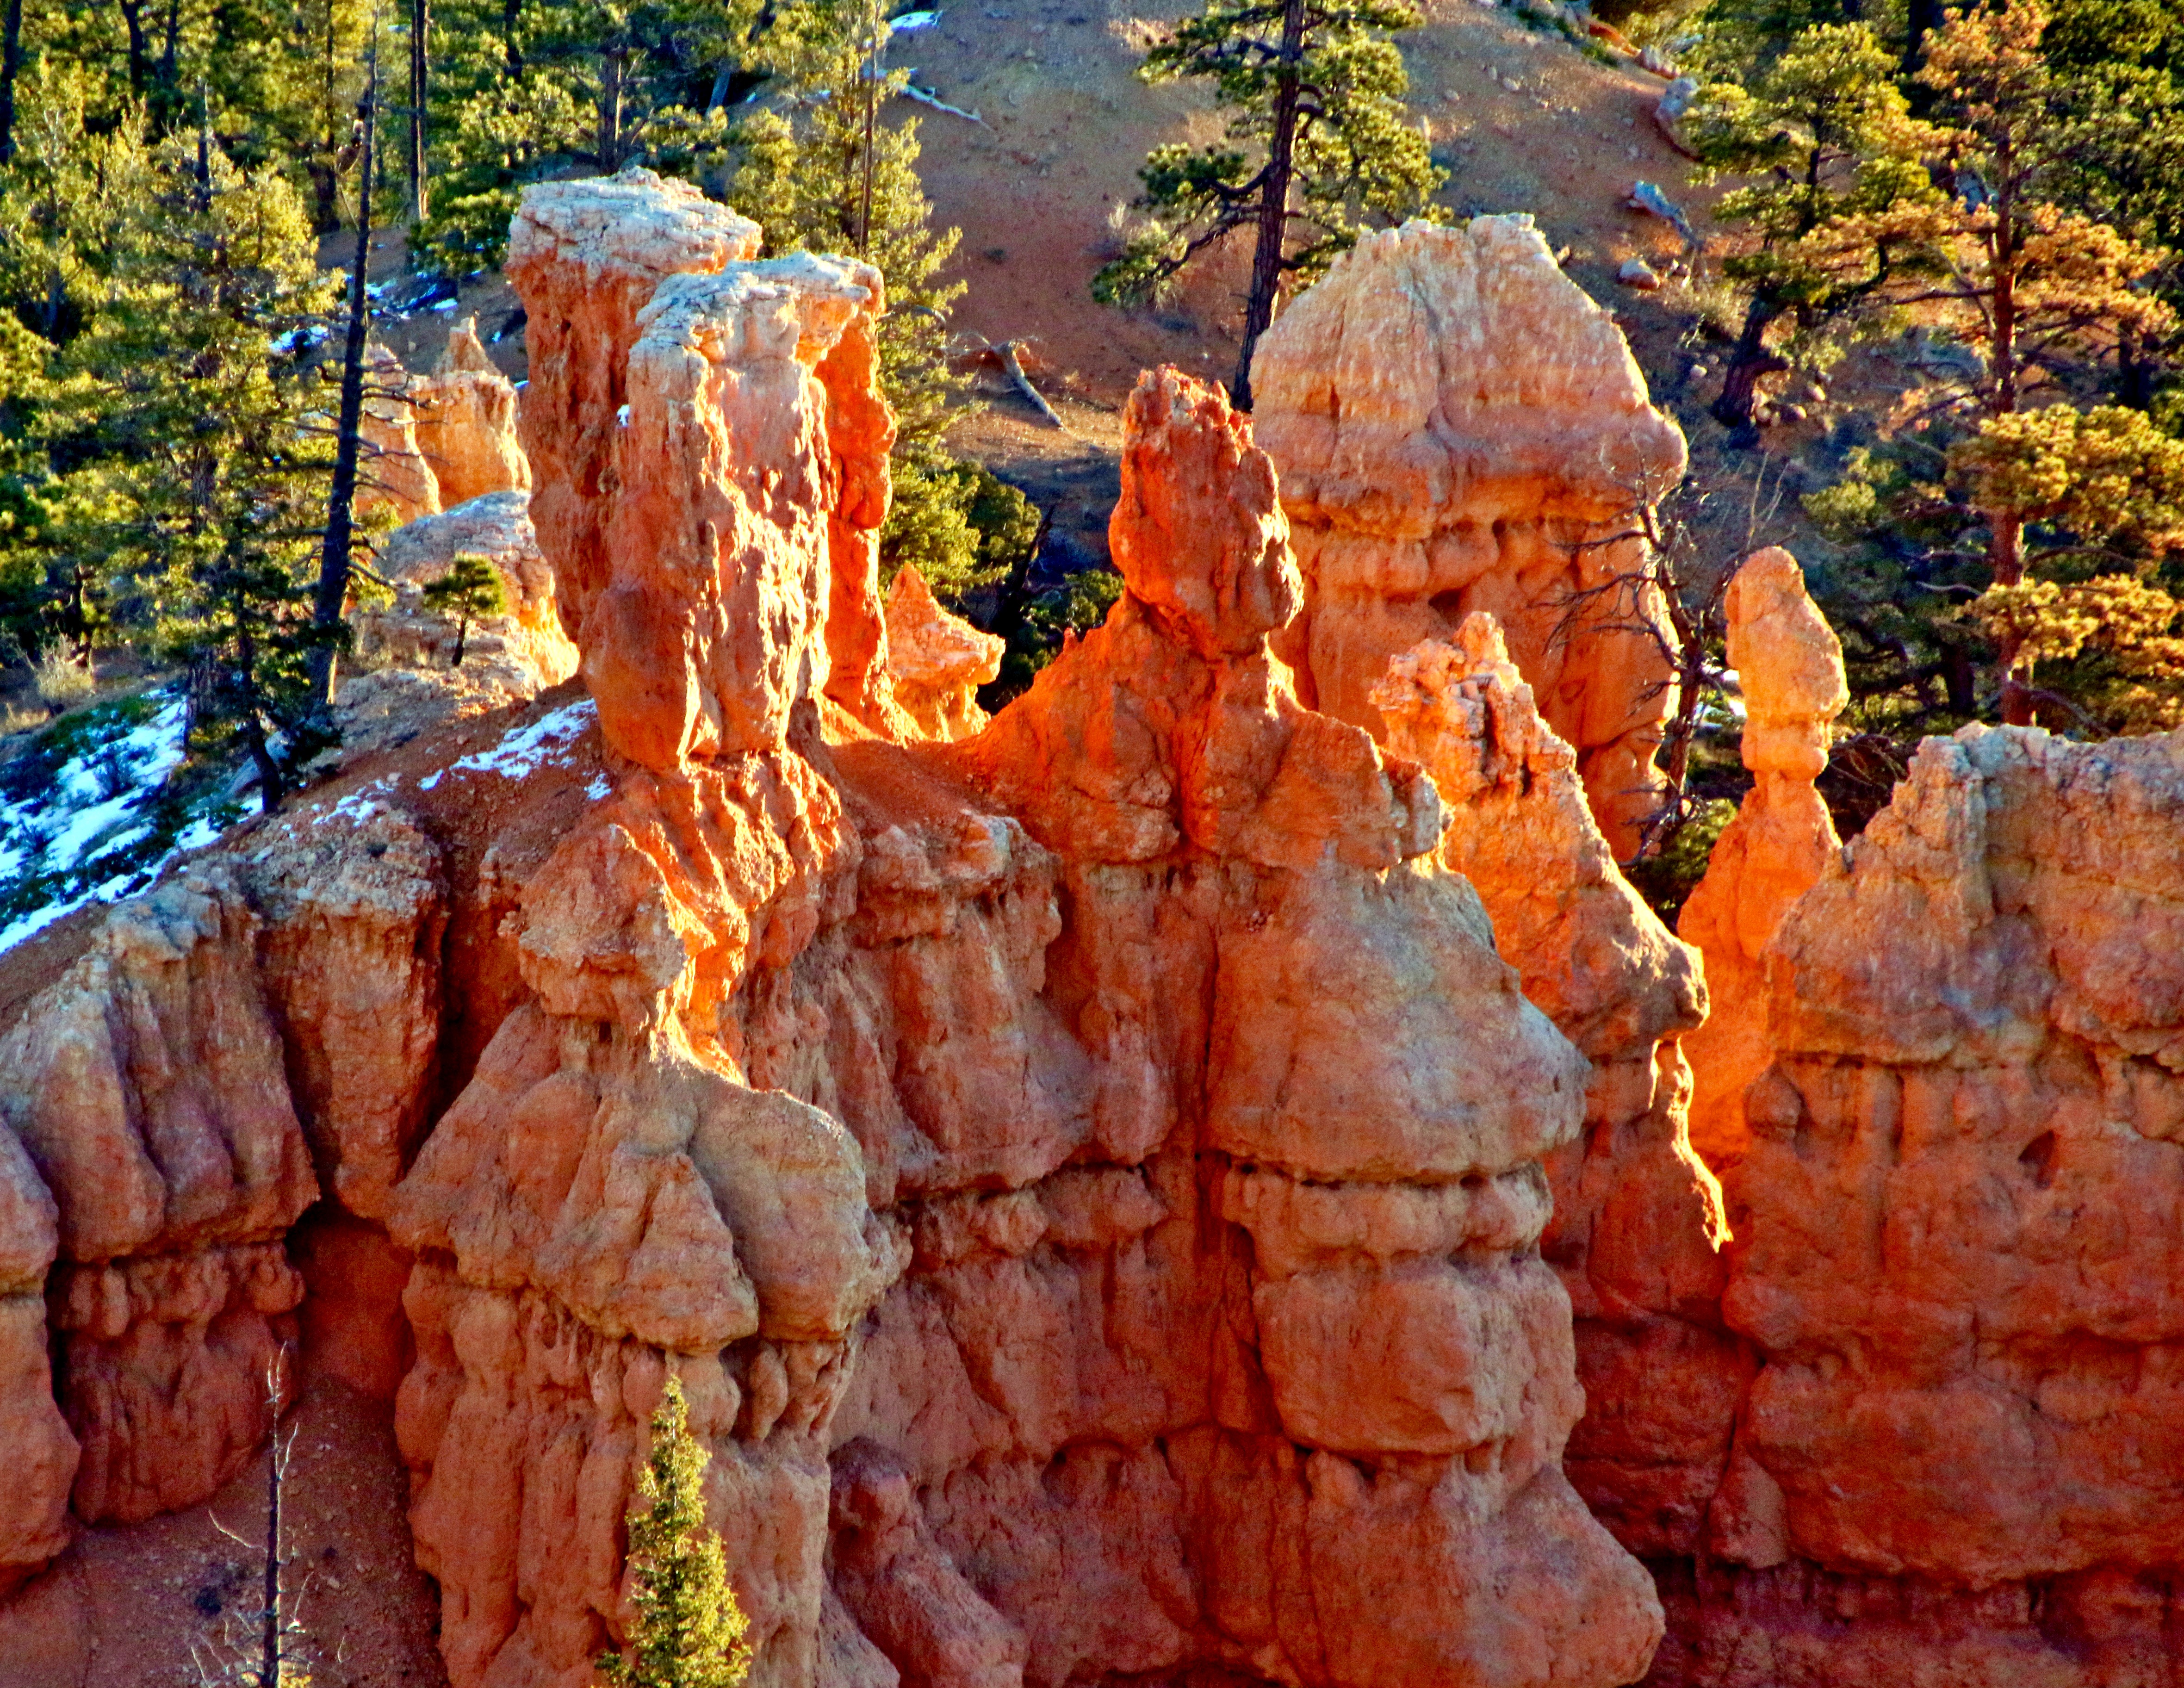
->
0, 1370, 448, 1688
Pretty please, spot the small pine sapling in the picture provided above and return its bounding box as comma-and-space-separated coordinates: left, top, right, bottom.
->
420, 551, 507, 667
597, 1377, 752, 1688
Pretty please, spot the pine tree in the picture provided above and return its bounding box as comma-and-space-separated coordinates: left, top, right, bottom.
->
1091, 0, 1444, 408
36, 111, 341, 801
597, 1378, 752, 1688
421, 550, 507, 664
1686, 22, 1948, 435
413, 0, 750, 274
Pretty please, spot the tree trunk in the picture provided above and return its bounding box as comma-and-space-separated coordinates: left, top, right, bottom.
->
117, 0, 151, 93
308, 60, 376, 716
2116, 323, 2154, 411
1232, 0, 1305, 412
1712, 295, 1789, 438
503, 0, 523, 78
157, 0, 180, 93
409, 0, 429, 223
0, 0, 23, 165
1984, 186, 2028, 723
597, 49, 624, 171
1903, 0, 1944, 85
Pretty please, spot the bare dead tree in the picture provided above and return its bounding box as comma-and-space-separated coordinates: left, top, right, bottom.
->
191, 1354, 316, 1688
1548, 456, 1788, 866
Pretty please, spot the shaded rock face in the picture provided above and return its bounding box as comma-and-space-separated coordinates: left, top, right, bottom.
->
1712, 730, 2184, 1602
359, 344, 444, 526
1251, 216, 1688, 856
411, 316, 534, 508
0, 803, 446, 1574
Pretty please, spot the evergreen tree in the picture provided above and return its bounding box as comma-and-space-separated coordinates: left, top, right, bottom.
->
37, 111, 341, 801
413, 0, 749, 274
597, 1378, 752, 1688
1686, 22, 1948, 435
421, 549, 506, 664
1091, 0, 1444, 408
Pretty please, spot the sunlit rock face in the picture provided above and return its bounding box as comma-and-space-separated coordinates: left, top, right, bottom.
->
1251, 214, 1688, 858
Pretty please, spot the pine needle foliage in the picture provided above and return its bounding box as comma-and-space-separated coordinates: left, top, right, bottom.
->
1092, 0, 1444, 403
725, 0, 1037, 602
420, 551, 507, 666
597, 1378, 752, 1688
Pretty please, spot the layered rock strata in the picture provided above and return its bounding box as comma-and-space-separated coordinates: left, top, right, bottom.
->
1652, 723, 2184, 1686
1675, 549, 1845, 1168
1371, 620, 1743, 1565
373, 162, 1664, 1683
1251, 216, 1688, 856
0, 800, 448, 1582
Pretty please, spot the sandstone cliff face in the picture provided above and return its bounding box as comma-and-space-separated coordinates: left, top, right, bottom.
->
0, 873, 317, 1530
1371, 620, 1743, 1565
1661, 724, 2184, 1685
369, 166, 1663, 1682
1675, 548, 1846, 1169
1251, 216, 1688, 856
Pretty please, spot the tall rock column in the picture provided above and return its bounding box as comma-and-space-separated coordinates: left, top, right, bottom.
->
1676, 547, 1847, 1168
945, 369, 1666, 1688
1251, 216, 1689, 856
392, 204, 906, 1688
1372, 619, 1747, 1568
506, 168, 763, 643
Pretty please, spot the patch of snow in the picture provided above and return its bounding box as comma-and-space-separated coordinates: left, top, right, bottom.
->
431, 297, 459, 312
445, 699, 598, 782
892, 8, 942, 28
0, 689, 242, 955
585, 774, 614, 801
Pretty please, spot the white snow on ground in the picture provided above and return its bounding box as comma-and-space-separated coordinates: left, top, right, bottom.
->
0, 689, 241, 954
417, 698, 597, 790
1, 691, 605, 957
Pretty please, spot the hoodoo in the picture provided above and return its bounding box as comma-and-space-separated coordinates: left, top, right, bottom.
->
7, 164, 2184, 1688
1250, 216, 1688, 856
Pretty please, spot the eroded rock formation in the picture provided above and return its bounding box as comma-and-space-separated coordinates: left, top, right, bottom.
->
1656, 723, 2184, 1686
360, 344, 444, 526
366, 164, 1663, 1681
1251, 216, 1688, 855
342, 489, 583, 754
20, 168, 2184, 1688
883, 564, 1004, 741
411, 316, 534, 507
0, 874, 316, 1530
1371, 620, 1743, 1566
1675, 548, 1846, 1168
